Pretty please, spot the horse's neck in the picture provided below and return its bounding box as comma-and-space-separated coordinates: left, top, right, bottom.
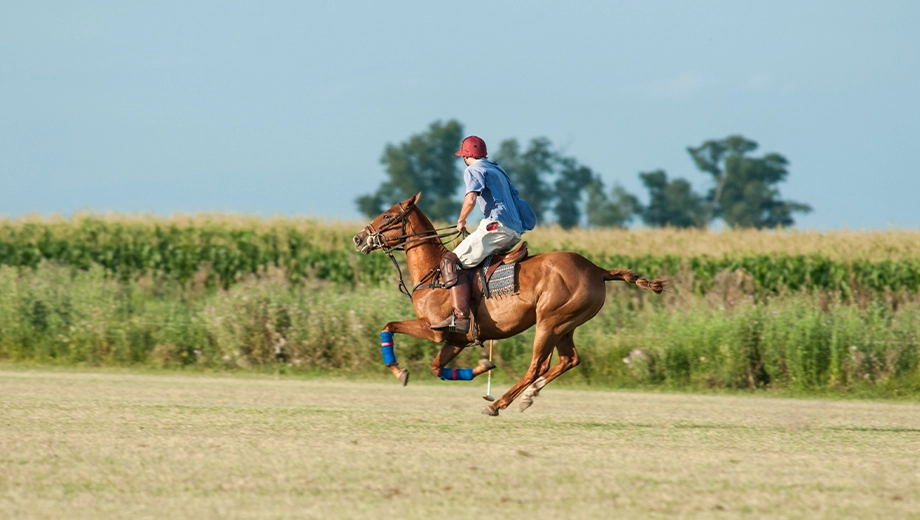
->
404, 211, 448, 285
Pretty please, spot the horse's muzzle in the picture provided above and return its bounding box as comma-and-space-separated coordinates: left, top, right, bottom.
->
353, 233, 372, 254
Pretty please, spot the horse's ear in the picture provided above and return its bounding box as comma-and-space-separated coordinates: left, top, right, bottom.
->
406, 192, 421, 206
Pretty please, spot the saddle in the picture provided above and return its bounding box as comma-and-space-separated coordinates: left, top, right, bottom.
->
472, 241, 529, 299
424, 241, 528, 346
487, 241, 529, 273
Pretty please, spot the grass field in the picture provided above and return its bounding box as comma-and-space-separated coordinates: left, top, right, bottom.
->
2, 368, 919, 519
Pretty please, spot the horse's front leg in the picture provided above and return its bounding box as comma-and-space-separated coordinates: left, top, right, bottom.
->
429, 344, 495, 381
379, 319, 440, 386
379, 320, 494, 386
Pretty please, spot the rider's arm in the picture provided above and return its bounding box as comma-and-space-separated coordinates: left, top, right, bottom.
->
457, 191, 479, 233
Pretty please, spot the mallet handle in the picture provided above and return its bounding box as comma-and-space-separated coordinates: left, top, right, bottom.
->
486, 340, 494, 395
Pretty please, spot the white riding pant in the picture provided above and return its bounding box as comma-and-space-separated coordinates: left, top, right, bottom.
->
453, 219, 522, 269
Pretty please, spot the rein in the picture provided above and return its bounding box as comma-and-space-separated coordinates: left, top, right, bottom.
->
363, 203, 463, 300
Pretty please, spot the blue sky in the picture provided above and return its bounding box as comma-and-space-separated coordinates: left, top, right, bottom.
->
2, 1, 919, 228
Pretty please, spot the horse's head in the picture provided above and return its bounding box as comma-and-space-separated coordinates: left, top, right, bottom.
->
353, 193, 421, 254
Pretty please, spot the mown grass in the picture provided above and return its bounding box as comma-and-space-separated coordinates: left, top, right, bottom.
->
2, 368, 919, 519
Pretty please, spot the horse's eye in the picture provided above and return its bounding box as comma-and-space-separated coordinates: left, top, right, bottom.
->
383, 215, 392, 221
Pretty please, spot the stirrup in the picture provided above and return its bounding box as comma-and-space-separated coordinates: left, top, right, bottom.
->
448, 315, 470, 334
430, 314, 454, 331
447, 315, 460, 333
431, 314, 469, 334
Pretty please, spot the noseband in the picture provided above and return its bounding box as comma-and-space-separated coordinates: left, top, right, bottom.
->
361, 203, 463, 300
362, 203, 459, 253
362, 202, 411, 252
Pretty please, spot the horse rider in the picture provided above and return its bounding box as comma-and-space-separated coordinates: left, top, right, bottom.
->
430, 135, 537, 334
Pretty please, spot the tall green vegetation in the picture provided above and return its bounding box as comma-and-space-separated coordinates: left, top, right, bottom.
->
2, 217, 919, 393
1, 262, 918, 395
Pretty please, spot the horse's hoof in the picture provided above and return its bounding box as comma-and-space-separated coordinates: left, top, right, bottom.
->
519, 396, 533, 412
531, 376, 547, 397
397, 369, 409, 387
482, 405, 499, 416
478, 359, 496, 371
519, 377, 547, 412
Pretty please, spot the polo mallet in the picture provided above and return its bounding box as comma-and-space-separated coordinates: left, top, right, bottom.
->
482, 339, 495, 402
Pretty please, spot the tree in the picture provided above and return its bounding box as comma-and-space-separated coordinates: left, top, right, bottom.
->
586, 178, 640, 228
355, 120, 464, 221
639, 169, 708, 228
358, 123, 666, 229
687, 135, 811, 228
492, 137, 602, 229
553, 157, 597, 229
491, 138, 556, 222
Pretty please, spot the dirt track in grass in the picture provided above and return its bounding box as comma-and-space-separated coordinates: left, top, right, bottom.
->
2, 368, 919, 519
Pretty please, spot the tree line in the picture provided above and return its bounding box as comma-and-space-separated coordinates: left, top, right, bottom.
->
356, 120, 811, 229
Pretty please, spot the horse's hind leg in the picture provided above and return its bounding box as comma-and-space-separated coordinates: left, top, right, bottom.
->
430, 344, 464, 376
516, 351, 555, 408
519, 331, 579, 412
484, 328, 558, 416
430, 344, 495, 381
537, 352, 554, 378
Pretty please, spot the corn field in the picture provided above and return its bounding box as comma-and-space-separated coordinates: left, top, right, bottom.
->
0, 214, 391, 287
2, 215, 920, 295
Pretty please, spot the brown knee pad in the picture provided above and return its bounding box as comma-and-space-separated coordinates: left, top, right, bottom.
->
440, 252, 462, 288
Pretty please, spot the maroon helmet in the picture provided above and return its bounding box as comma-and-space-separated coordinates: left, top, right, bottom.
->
455, 135, 487, 159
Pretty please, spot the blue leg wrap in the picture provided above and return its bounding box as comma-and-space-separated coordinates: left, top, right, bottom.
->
439, 367, 474, 381
380, 331, 396, 365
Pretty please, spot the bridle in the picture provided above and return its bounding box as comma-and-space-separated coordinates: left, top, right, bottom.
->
361, 203, 463, 300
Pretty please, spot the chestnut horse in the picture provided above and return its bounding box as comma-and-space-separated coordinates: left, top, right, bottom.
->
353, 194, 665, 416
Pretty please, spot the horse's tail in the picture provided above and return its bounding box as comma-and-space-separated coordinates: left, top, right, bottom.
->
604, 268, 668, 294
